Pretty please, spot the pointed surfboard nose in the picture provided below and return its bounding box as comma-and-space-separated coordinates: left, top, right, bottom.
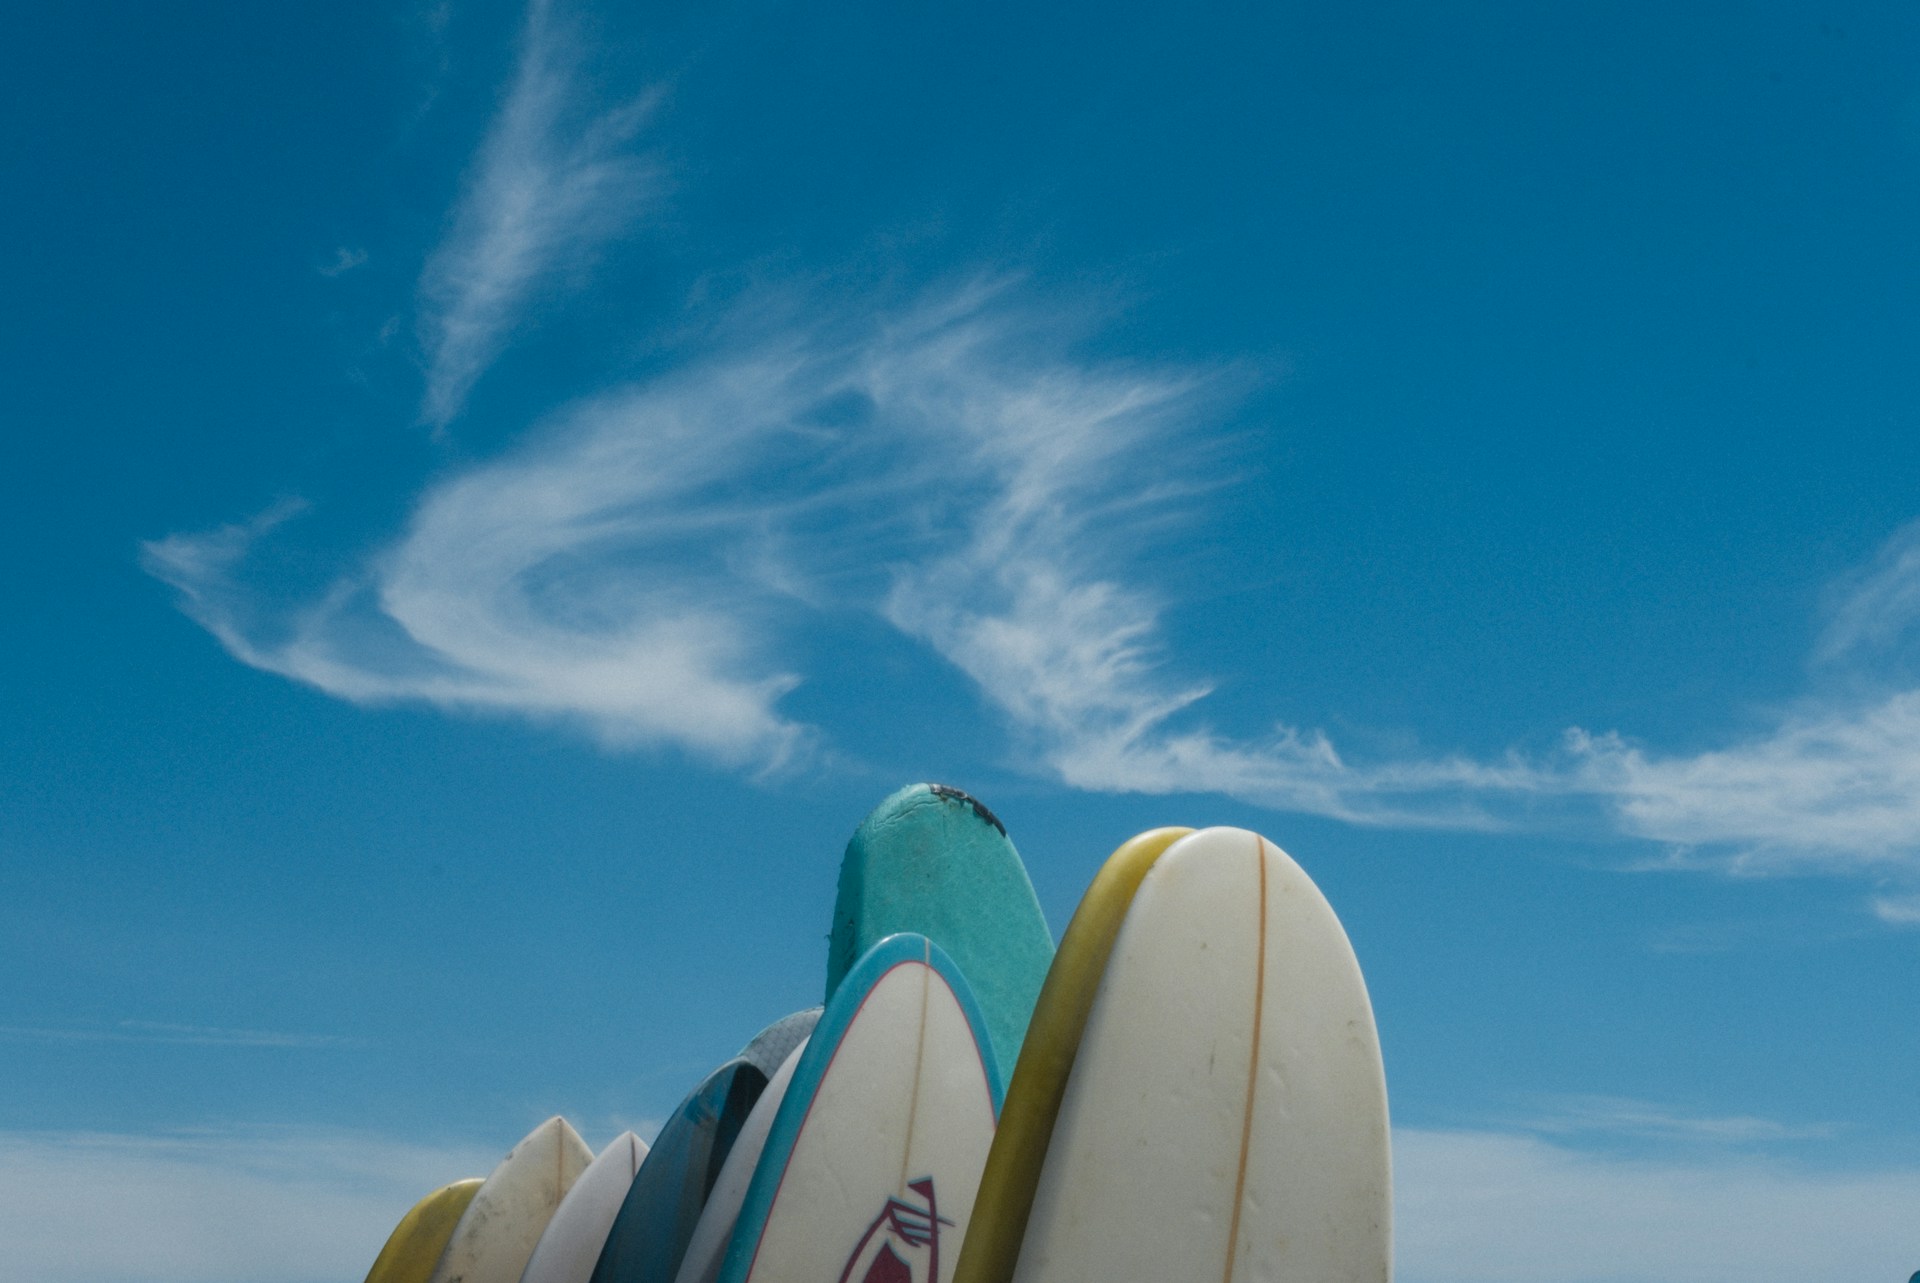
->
520, 1130, 652, 1283
429, 1117, 592, 1283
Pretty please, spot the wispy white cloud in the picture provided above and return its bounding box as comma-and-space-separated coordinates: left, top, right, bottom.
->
148, 0, 1920, 879
1871, 891, 1920, 925
1564, 698, 1920, 871
1395, 1126, 1920, 1283
147, 367, 815, 768
149, 287, 1265, 777
0, 1127, 496, 1283
0, 1020, 358, 1049
416, 0, 660, 429
1815, 518, 1920, 663
1509, 1095, 1835, 1144
317, 246, 369, 278
1000, 510, 1920, 875
1518, 519, 1920, 878
147, 267, 1920, 880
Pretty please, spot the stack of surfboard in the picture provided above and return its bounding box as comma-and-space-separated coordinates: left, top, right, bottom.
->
363, 785, 1391, 1283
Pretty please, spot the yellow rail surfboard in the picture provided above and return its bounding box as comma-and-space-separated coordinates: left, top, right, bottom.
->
363, 1178, 483, 1283
953, 827, 1190, 1283
956, 827, 1390, 1283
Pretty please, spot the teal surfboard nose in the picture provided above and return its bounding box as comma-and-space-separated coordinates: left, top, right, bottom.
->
827, 783, 1055, 1072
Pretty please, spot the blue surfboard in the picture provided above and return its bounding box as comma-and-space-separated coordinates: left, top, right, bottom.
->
592, 1008, 822, 1283
718, 933, 1004, 1283
828, 784, 1053, 1072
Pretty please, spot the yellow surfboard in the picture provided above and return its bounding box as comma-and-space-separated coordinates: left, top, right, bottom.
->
364, 1178, 484, 1283
953, 827, 1191, 1283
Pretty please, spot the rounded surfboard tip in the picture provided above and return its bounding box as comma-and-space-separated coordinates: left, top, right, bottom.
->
952, 825, 1194, 1283
976, 827, 1390, 1283
827, 784, 1053, 1072
364, 1178, 484, 1283
923, 782, 1006, 835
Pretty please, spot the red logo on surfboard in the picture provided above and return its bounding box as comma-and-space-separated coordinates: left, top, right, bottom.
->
836, 1178, 951, 1283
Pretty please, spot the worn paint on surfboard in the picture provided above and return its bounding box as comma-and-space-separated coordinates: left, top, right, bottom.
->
520, 1132, 649, 1283
430, 1117, 594, 1283
365, 1178, 483, 1283
718, 932, 1003, 1283
828, 784, 1053, 1071
592, 1010, 822, 1283
669, 1040, 807, 1283
956, 827, 1390, 1283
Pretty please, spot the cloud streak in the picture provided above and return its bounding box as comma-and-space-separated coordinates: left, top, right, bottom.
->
0, 1021, 358, 1049
146, 0, 1920, 883
0, 1127, 497, 1283
146, 281, 1920, 881
416, 0, 659, 429
148, 288, 1210, 772
1509, 1095, 1835, 1145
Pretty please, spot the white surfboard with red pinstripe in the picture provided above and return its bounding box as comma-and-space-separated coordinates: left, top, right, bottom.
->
716, 933, 1004, 1283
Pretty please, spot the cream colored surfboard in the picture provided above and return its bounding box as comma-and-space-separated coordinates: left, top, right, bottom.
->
669, 1040, 807, 1283
430, 1117, 594, 1283
520, 1132, 650, 1283
365, 1178, 484, 1283
957, 827, 1390, 1283
717, 933, 1003, 1283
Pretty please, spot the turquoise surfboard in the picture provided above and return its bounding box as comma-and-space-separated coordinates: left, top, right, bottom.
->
719, 933, 1004, 1283
828, 784, 1053, 1071
592, 1009, 822, 1283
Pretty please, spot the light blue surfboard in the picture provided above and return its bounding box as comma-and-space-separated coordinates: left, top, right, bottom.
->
592, 1008, 822, 1283
828, 784, 1053, 1071
719, 933, 1005, 1283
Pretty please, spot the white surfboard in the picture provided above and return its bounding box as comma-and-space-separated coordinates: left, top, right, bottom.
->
430, 1117, 595, 1283
717, 933, 1003, 1283
520, 1131, 650, 1283
669, 1040, 807, 1283
1005, 827, 1390, 1283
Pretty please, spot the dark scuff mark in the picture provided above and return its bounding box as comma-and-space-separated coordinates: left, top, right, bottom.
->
926, 783, 1006, 836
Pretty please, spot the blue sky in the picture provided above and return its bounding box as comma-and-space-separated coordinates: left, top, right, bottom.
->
3, 0, 1919, 1278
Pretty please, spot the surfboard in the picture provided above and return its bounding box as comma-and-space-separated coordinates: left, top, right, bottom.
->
592, 1010, 822, 1283
828, 783, 1053, 1071
669, 1040, 807, 1283
717, 932, 1003, 1283
520, 1132, 650, 1283
738, 1007, 819, 1078
954, 827, 1391, 1283
429, 1117, 594, 1283
364, 1177, 483, 1283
